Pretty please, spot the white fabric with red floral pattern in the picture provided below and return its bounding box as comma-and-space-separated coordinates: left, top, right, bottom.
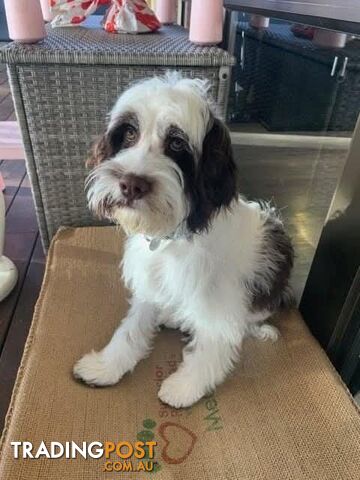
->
50, 0, 161, 33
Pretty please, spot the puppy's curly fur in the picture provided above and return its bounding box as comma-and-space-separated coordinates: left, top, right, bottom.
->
74, 73, 294, 408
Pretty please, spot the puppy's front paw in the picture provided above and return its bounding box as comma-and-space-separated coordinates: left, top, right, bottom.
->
73, 350, 122, 387
158, 372, 205, 408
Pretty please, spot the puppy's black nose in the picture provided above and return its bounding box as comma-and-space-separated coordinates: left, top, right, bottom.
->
119, 174, 151, 202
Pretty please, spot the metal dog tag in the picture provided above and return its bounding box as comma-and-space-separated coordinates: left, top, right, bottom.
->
149, 238, 161, 251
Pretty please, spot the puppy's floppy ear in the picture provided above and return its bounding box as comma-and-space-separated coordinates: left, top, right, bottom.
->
187, 116, 237, 233
200, 116, 237, 208
86, 134, 112, 168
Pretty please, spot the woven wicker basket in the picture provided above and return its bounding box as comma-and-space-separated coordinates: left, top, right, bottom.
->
0, 19, 235, 249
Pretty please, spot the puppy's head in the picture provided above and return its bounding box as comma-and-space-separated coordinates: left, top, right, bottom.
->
86, 72, 237, 237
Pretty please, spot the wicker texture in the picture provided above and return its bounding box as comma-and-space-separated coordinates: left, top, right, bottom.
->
0, 18, 235, 67
2, 23, 234, 249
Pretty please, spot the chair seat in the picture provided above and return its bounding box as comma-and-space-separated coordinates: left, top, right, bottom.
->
0, 226, 359, 479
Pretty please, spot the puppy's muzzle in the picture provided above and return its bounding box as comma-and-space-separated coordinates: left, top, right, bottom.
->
119, 174, 152, 205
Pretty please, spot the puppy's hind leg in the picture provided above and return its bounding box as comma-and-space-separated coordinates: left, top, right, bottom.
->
247, 323, 279, 342
73, 297, 158, 387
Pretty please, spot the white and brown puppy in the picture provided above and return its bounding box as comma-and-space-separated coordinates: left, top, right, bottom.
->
74, 73, 294, 408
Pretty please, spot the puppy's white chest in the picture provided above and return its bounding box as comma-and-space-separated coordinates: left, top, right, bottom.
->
122, 236, 188, 307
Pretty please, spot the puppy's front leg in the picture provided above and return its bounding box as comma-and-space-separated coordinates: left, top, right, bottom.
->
158, 330, 242, 408
73, 298, 158, 387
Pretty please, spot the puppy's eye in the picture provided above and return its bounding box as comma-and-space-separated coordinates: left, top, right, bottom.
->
124, 125, 137, 142
169, 137, 186, 152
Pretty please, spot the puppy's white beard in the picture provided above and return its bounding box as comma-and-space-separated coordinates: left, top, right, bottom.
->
113, 207, 167, 236
112, 192, 187, 238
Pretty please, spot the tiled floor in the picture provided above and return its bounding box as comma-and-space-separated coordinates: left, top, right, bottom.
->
0, 59, 44, 431
0, 159, 45, 432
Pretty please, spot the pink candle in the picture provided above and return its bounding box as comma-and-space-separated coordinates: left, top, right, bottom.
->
40, 0, 54, 22
155, 0, 177, 25
313, 29, 347, 48
4, 0, 46, 43
250, 15, 270, 29
189, 0, 223, 45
